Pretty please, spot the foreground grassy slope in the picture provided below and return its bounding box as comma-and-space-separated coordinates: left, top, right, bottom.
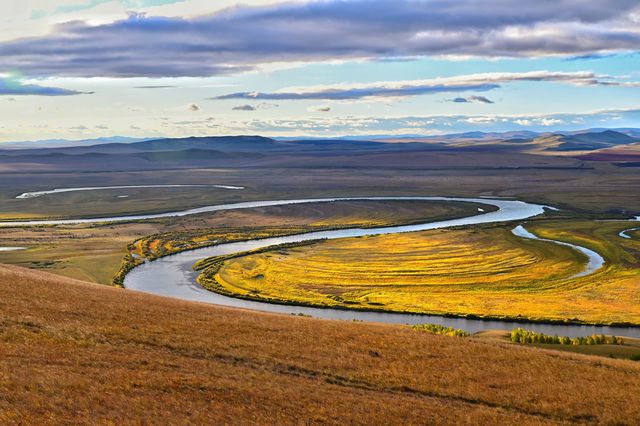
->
206, 220, 640, 324
1, 264, 640, 424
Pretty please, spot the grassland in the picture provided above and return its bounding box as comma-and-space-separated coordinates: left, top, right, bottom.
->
2, 147, 640, 221
473, 330, 640, 360
0, 200, 484, 284
2, 264, 640, 424
204, 220, 640, 325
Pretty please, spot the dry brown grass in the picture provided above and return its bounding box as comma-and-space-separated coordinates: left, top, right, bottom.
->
1, 264, 640, 424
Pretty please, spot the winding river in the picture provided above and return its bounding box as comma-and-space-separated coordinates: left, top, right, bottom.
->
16, 184, 244, 199
511, 225, 605, 278
619, 219, 640, 239
2, 196, 636, 337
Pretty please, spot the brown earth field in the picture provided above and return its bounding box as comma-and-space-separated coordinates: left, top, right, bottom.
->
2, 264, 640, 425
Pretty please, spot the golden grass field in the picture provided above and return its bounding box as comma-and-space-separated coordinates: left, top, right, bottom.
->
207, 220, 640, 325
2, 264, 640, 424
0, 200, 483, 284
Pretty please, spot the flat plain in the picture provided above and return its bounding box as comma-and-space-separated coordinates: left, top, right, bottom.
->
0, 200, 485, 284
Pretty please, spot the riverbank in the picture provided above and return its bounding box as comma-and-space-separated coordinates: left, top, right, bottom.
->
1, 199, 485, 285
195, 220, 639, 329
119, 197, 637, 336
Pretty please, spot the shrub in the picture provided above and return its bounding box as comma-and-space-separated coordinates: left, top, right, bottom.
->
412, 323, 470, 337
510, 328, 622, 346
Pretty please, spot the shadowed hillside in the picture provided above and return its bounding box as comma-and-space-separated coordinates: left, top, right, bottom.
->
1, 264, 640, 424
528, 130, 639, 153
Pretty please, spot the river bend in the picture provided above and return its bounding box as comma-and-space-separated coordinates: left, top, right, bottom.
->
113, 196, 635, 338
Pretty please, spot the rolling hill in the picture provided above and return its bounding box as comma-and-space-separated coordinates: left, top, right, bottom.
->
0, 130, 638, 174
1, 264, 640, 424
528, 130, 639, 152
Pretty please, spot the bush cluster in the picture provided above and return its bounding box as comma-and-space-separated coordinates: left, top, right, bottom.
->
510, 328, 623, 345
412, 323, 470, 337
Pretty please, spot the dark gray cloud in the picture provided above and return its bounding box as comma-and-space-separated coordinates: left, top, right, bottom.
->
0, 78, 87, 96
0, 1, 639, 78
451, 95, 494, 104
217, 83, 498, 101
215, 71, 628, 101
469, 96, 494, 104
231, 103, 278, 111
232, 104, 256, 111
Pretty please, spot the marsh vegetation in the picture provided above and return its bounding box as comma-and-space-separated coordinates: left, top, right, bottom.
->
202, 220, 639, 324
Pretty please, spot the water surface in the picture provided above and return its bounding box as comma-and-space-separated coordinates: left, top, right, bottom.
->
15, 184, 244, 199
512, 225, 605, 278
122, 197, 637, 337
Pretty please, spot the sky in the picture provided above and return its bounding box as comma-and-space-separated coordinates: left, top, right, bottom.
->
1, 0, 639, 142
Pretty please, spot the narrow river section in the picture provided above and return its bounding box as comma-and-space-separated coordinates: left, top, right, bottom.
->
15, 184, 244, 199
511, 225, 605, 278
116, 196, 638, 338
0, 196, 524, 226
619, 218, 640, 239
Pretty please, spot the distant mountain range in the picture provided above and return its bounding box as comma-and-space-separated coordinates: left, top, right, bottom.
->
2, 128, 639, 150
0, 129, 640, 172
0, 129, 637, 173
0, 136, 152, 150
525, 130, 639, 152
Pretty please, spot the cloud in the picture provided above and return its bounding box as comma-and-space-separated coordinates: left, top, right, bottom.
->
222, 107, 640, 136
464, 116, 498, 124
0, 77, 87, 96
233, 104, 256, 111
134, 85, 176, 89
231, 102, 278, 111
450, 95, 494, 104
309, 106, 331, 112
218, 83, 498, 101
1, 1, 639, 77
215, 71, 636, 101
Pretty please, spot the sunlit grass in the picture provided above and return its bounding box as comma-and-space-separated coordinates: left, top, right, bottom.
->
4, 263, 640, 423
203, 221, 640, 324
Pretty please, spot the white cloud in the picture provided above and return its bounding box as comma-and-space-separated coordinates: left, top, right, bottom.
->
216, 71, 639, 101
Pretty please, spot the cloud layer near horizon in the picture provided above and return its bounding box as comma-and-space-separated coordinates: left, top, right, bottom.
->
1, 0, 639, 78
214, 71, 638, 101
231, 108, 640, 135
